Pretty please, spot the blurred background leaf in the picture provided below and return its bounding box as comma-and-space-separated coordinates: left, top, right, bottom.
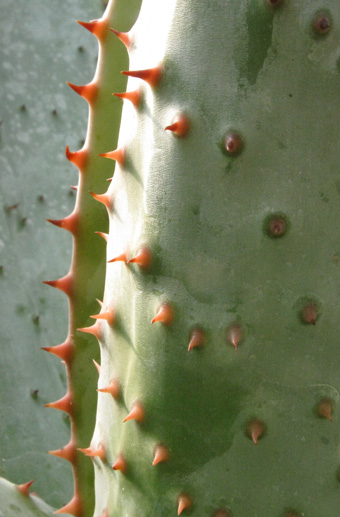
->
0, 0, 106, 508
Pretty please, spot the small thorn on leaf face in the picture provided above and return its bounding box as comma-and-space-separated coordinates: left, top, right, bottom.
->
188, 327, 205, 351
317, 397, 334, 421
313, 14, 331, 35
151, 303, 174, 326
112, 453, 127, 473
177, 494, 192, 515
98, 379, 119, 399
227, 323, 243, 349
123, 401, 144, 423
266, 215, 287, 238
224, 132, 243, 156
165, 114, 190, 137
128, 247, 151, 270
246, 419, 266, 444
301, 303, 319, 325
152, 444, 170, 465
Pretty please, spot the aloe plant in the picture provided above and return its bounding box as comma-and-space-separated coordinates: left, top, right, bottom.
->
2, 0, 340, 516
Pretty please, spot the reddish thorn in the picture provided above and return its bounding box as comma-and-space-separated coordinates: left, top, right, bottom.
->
98, 379, 120, 399
110, 28, 131, 49
43, 273, 73, 297
112, 453, 127, 473
78, 447, 92, 456
318, 398, 334, 421
95, 231, 108, 242
151, 303, 173, 326
77, 19, 107, 40
78, 443, 106, 462
108, 252, 127, 264
127, 247, 151, 270
65, 145, 88, 170
45, 392, 73, 415
177, 494, 192, 515
55, 493, 83, 517
70, 185, 78, 191
107, 177, 112, 182
88, 443, 106, 462
123, 401, 144, 423
96, 298, 103, 307
302, 303, 318, 325
91, 307, 115, 326
41, 340, 73, 363
16, 480, 34, 496
99, 148, 125, 165
46, 212, 78, 235
100, 510, 109, 517
188, 328, 205, 351
93, 359, 101, 375
247, 419, 266, 444
122, 66, 162, 87
77, 321, 101, 340
90, 191, 111, 210
114, 90, 140, 107
152, 445, 170, 466
227, 323, 243, 349
67, 81, 97, 103
165, 115, 190, 137
48, 440, 76, 463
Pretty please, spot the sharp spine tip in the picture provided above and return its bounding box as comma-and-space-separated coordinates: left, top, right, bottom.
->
188, 327, 205, 351
91, 307, 115, 326
152, 445, 170, 465
77, 321, 101, 340
93, 359, 101, 375
78, 443, 106, 462
114, 90, 140, 107
46, 212, 78, 235
110, 28, 131, 49
41, 340, 73, 363
90, 191, 111, 210
65, 146, 87, 169
123, 401, 144, 423
127, 247, 151, 269
95, 231, 109, 242
43, 274, 73, 297
177, 494, 192, 515
247, 419, 266, 444
99, 148, 125, 165
45, 392, 73, 415
67, 81, 97, 103
98, 379, 120, 399
108, 252, 127, 264
151, 303, 173, 326
48, 440, 76, 463
54, 494, 82, 516
112, 453, 127, 473
122, 66, 162, 87
165, 114, 190, 137
77, 19, 107, 39
16, 480, 34, 496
